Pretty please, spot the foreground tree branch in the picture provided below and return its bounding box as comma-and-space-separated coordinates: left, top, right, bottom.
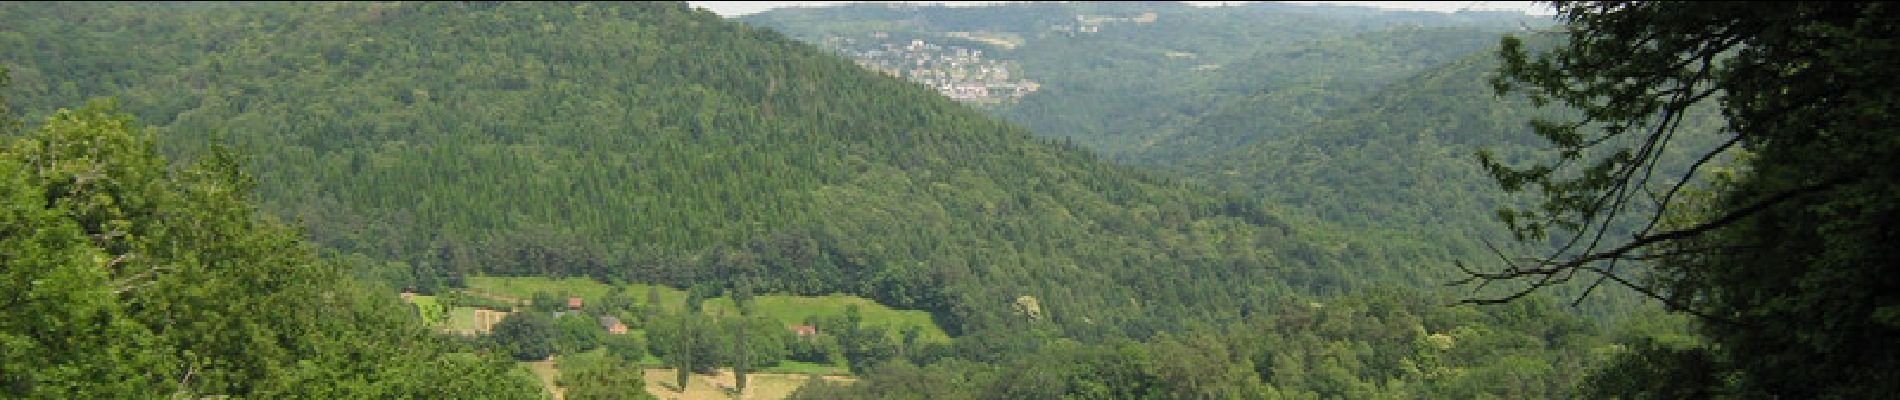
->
1465, 2, 1900, 397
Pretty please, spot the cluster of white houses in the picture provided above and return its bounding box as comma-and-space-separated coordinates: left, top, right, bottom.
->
828, 36, 1042, 104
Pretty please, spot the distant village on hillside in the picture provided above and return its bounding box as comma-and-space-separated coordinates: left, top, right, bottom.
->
812, 11, 1163, 105
827, 34, 1040, 104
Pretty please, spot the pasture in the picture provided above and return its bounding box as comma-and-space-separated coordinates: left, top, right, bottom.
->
463, 276, 950, 343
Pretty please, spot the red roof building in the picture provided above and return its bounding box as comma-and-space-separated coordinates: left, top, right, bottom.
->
567, 297, 583, 310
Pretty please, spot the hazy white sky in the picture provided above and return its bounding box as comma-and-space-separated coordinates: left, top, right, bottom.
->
686, 1, 1555, 17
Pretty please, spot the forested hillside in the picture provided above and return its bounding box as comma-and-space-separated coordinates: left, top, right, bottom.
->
1125, 27, 1511, 163
0, 91, 544, 397
747, 2, 1639, 313
1165, 38, 1733, 318
6, 1, 1889, 398
743, 2, 1540, 161
2, 1, 1336, 340
0, 1, 1785, 398
746, 3, 1721, 316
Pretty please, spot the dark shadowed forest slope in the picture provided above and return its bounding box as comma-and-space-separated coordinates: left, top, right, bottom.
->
1166, 41, 1729, 315
741, 2, 1686, 315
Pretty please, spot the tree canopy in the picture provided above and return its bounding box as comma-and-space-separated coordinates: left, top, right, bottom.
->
3, 1, 1838, 397
0, 75, 543, 397
0, 0, 1328, 340
1474, 2, 1900, 397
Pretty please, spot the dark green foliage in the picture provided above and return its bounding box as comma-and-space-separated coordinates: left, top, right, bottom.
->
532, 292, 561, 313
813, 305, 904, 374
1579, 338, 1723, 400
645, 308, 795, 379
791, 288, 1614, 399
644, 285, 662, 323
734, 316, 750, 393
0, 2, 1764, 398
735, 316, 794, 370
1482, 2, 1900, 398
1161, 34, 1728, 318
787, 332, 836, 364
745, 1, 1671, 318
554, 312, 604, 354
560, 350, 660, 400
491, 311, 556, 361
602, 333, 647, 364
647, 311, 712, 375
2, 0, 1321, 342
685, 284, 714, 314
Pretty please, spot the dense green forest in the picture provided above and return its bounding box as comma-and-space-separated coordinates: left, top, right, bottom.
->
1171, 39, 1729, 306
748, 2, 1900, 397
7, 1, 1891, 398
1470, 3, 1900, 397
0, 90, 544, 397
0, 1, 1638, 397
743, 2, 1541, 162
1, 1, 1326, 341
745, 2, 1711, 317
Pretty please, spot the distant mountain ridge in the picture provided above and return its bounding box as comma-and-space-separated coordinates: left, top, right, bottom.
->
744, 2, 1703, 316
742, 1, 1548, 161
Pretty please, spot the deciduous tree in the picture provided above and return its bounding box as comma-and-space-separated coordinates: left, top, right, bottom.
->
1470, 2, 1900, 397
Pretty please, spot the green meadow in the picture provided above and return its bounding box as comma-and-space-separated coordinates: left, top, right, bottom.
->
464, 276, 949, 343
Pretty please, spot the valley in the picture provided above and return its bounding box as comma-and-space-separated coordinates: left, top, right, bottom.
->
4, 1, 1893, 399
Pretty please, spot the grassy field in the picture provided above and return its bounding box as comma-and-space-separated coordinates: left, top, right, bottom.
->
444, 306, 480, 333
523, 360, 563, 400
441, 306, 513, 335
467, 276, 618, 304
757, 360, 849, 376
406, 295, 446, 326
708, 294, 950, 343
464, 276, 949, 343
459, 276, 939, 397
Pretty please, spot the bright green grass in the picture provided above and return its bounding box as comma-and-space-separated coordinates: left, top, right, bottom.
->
702, 294, 951, 343
759, 360, 849, 375
466, 276, 950, 343
633, 352, 665, 368
465, 276, 618, 304
407, 295, 447, 326
444, 306, 484, 334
